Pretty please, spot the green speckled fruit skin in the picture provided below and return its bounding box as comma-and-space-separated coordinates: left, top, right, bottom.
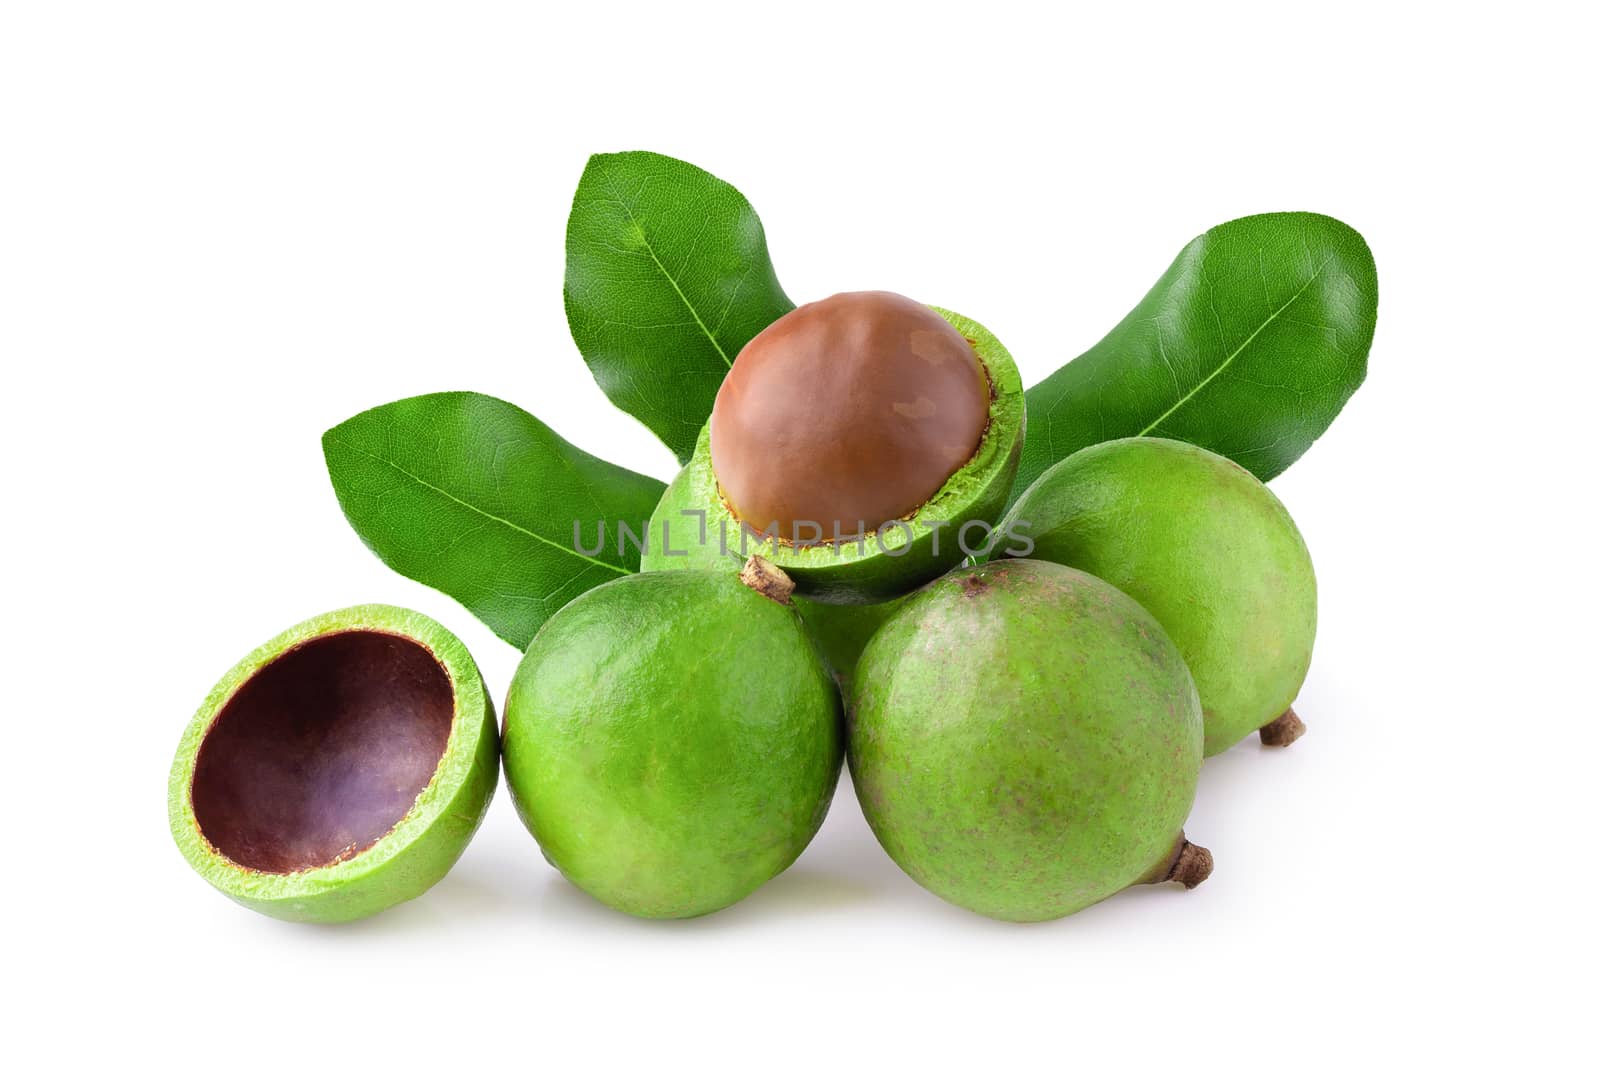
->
502, 569, 843, 919
640, 307, 1024, 604
849, 559, 1202, 922
1002, 437, 1316, 756
167, 605, 499, 923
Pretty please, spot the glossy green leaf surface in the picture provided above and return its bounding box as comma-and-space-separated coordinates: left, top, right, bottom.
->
564, 151, 794, 463
323, 392, 665, 650
1013, 212, 1377, 503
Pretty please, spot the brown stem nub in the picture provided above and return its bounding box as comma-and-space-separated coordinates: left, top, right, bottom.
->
1163, 837, 1214, 889
738, 555, 795, 606
1260, 708, 1307, 748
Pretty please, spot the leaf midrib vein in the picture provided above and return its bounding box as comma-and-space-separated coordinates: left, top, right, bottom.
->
603, 180, 733, 369
1136, 256, 1334, 438
330, 437, 630, 576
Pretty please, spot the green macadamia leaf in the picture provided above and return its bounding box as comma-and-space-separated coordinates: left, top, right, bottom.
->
564, 151, 794, 463
1014, 211, 1377, 504
323, 391, 665, 649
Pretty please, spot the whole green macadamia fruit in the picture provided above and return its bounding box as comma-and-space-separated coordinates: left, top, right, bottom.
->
502, 557, 843, 919
848, 559, 1210, 922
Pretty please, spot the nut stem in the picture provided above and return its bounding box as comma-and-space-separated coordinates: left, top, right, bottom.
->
1147, 835, 1213, 889
738, 555, 795, 606
1260, 707, 1307, 748
1140, 835, 1213, 888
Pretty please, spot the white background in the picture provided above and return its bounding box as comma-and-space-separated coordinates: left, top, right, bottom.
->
4, 2, 1595, 1061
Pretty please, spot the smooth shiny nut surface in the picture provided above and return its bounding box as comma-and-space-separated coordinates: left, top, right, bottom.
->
709, 291, 989, 542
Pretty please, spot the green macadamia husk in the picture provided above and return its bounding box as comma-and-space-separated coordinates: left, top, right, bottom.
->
168, 604, 499, 923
